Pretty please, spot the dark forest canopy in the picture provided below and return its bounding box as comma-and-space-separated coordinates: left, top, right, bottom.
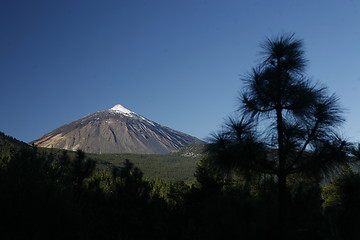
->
1, 144, 360, 239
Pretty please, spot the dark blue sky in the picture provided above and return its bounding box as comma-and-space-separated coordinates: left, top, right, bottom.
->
1, 0, 360, 143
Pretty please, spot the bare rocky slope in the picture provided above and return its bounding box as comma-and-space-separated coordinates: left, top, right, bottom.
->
31, 104, 203, 154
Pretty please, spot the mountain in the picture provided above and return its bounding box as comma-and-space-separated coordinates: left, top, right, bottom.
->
31, 104, 203, 154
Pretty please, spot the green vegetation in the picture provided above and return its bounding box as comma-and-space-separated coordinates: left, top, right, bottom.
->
34, 144, 203, 182
0, 131, 29, 159
89, 152, 200, 182
90, 143, 206, 181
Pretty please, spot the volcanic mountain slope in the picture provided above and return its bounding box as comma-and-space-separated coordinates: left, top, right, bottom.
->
31, 104, 203, 154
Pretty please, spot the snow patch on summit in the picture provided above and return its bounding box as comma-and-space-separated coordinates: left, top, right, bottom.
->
109, 104, 142, 118
108, 104, 156, 126
110, 104, 134, 115
109, 104, 143, 118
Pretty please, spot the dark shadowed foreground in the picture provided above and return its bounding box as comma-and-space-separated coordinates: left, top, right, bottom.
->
1, 144, 360, 240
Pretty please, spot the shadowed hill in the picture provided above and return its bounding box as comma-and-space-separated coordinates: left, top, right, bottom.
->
0, 131, 30, 158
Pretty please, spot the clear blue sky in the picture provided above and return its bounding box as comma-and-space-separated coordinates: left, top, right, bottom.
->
1, 0, 360, 143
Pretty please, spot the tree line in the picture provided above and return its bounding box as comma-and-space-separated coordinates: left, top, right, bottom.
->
1, 147, 360, 239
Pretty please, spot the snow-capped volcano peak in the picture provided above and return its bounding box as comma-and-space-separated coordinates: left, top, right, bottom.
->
108, 104, 143, 119
110, 104, 133, 115
32, 103, 204, 154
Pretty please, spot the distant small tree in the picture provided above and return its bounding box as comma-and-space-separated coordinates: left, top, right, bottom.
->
71, 150, 96, 190
194, 157, 224, 193
207, 33, 358, 238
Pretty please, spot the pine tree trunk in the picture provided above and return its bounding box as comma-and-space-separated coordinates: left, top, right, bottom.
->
276, 105, 288, 239
278, 172, 288, 239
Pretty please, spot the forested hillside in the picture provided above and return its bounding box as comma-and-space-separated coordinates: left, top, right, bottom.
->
1, 145, 360, 239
